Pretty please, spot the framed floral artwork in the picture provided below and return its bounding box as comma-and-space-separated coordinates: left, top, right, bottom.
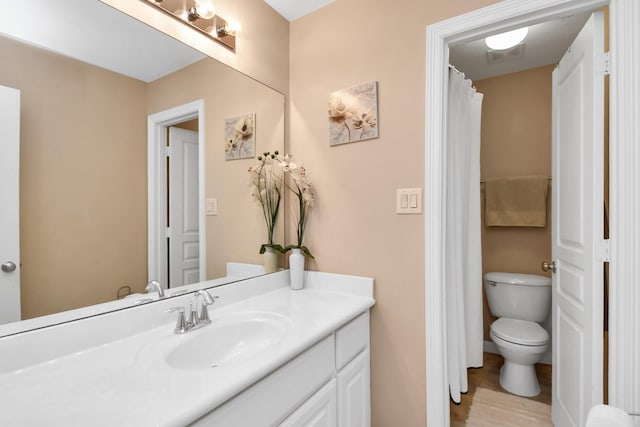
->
225, 113, 255, 160
328, 81, 378, 146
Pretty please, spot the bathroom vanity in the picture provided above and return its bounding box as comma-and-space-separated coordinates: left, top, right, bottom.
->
0, 271, 374, 426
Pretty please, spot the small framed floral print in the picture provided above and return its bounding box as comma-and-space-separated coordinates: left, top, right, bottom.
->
225, 113, 255, 160
328, 81, 378, 146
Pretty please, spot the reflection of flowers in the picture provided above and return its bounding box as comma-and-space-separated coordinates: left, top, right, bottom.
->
279, 154, 314, 259
234, 114, 254, 140
248, 151, 284, 254
225, 114, 254, 159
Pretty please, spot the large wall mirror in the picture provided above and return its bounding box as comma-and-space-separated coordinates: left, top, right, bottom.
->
0, 0, 284, 337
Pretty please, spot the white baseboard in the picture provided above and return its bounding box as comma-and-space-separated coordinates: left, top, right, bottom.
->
483, 340, 552, 365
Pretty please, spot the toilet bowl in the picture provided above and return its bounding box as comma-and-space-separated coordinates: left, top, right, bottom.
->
490, 318, 549, 396
484, 272, 552, 397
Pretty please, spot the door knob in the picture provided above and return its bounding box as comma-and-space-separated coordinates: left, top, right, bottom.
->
541, 260, 557, 273
1, 261, 17, 273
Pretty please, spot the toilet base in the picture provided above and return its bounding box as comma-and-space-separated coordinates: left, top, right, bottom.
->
499, 361, 541, 397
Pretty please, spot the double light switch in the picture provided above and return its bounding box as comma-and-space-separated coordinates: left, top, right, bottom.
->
396, 188, 422, 214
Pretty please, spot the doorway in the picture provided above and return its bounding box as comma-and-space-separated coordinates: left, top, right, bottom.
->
167, 123, 200, 288
148, 100, 207, 292
424, 0, 639, 425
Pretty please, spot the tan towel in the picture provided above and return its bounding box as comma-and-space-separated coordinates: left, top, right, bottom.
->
484, 176, 549, 227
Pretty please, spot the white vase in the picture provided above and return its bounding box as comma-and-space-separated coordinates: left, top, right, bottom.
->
263, 246, 278, 273
289, 248, 305, 290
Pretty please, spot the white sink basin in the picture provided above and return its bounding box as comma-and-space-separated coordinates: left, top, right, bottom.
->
161, 311, 290, 370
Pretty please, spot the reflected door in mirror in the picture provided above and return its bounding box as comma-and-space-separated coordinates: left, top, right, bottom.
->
168, 127, 200, 288
0, 85, 21, 324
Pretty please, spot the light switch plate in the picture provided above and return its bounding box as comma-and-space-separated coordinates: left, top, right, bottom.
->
206, 198, 218, 216
396, 188, 422, 214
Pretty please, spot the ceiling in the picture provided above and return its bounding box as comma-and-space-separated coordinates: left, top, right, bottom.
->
263, 0, 335, 21
0, 0, 205, 82
449, 12, 591, 81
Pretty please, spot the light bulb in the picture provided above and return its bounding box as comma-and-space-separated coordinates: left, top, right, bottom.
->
485, 27, 528, 50
194, 0, 215, 20
226, 19, 241, 34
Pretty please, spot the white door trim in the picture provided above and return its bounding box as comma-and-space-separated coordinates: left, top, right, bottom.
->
607, 0, 640, 418
424, 0, 640, 425
148, 100, 206, 290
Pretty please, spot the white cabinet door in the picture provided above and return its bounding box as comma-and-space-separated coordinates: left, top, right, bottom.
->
0, 85, 21, 324
551, 11, 605, 427
337, 350, 370, 427
279, 379, 337, 427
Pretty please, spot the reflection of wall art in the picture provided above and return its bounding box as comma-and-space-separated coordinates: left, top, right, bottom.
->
328, 81, 378, 146
225, 113, 255, 160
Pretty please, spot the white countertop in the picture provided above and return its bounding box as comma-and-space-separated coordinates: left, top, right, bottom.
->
0, 279, 374, 426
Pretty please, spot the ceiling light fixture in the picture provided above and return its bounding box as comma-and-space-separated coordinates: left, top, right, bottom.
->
143, 0, 237, 51
485, 27, 528, 50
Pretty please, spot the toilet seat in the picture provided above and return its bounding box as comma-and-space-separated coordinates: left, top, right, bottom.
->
490, 318, 549, 346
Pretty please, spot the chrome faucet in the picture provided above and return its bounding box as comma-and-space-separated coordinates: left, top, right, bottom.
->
145, 280, 165, 298
166, 290, 219, 334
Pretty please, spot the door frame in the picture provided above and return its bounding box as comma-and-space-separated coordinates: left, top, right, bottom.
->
148, 100, 206, 290
424, 0, 640, 424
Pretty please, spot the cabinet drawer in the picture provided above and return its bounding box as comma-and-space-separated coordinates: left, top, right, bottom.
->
279, 379, 337, 427
192, 335, 335, 427
335, 312, 369, 371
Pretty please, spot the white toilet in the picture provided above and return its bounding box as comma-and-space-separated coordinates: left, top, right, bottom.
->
484, 272, 551, 397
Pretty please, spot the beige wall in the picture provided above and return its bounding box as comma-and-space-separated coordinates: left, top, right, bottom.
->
288, 0, 499, 425
147, 58, 285, 278
474, 66, 554, 340
101, 0, 290, 95
0, 36, 149, 319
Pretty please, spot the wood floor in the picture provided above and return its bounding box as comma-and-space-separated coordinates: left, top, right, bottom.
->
450, 352, 552, 426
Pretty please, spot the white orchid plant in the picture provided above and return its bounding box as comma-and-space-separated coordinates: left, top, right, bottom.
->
249, 151, 315, 258
248, 151, 285, 254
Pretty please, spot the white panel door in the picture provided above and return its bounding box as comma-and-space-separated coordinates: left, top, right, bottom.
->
0, 85, 21, 324
169, 127, 199, 288
551, 11, 604, 427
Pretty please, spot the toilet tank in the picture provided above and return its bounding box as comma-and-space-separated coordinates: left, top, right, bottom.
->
484, 272, 551, 322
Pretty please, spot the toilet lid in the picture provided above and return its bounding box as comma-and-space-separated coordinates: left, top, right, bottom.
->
491, 318, 549, 346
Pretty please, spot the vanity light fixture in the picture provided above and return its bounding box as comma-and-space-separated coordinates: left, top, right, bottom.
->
143, 0, 237, 51
485, 27, 528, 50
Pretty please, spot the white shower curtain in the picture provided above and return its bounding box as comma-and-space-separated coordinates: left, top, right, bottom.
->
445, 68, 484, 404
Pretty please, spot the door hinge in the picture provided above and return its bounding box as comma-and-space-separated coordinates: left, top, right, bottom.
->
164, 146, 172, 157
165, 227, 172, 238
601, 51, 610, 76
599, 239, 611, 262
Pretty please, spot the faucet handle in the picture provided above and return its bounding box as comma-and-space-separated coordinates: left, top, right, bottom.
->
186, 302, 198, 327
166, 307, 188, 334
